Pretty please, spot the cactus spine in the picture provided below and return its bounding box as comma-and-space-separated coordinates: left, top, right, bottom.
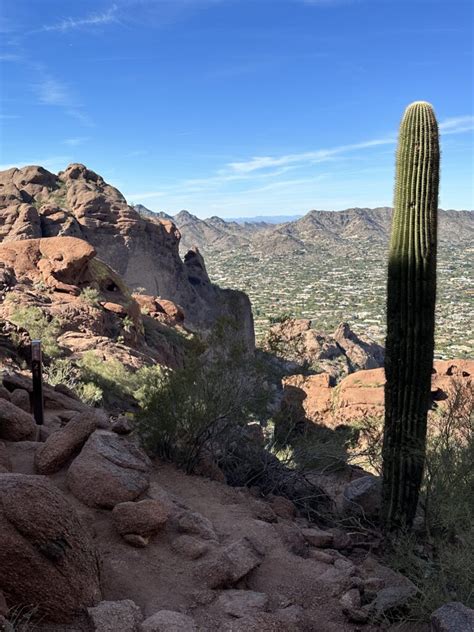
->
382, 101, 439, 530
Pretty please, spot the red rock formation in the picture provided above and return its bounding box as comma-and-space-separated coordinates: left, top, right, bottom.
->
282, 360, 474, 427
0, 164, 255, 349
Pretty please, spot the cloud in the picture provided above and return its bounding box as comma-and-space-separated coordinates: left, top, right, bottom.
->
439, 116, 474, 135
63, 137, 89, 146
33, 74, 93, 126
227, 137, 395, 174
0, 53, 23, 61
41, 4, 118, 33
35, 78, 75, 106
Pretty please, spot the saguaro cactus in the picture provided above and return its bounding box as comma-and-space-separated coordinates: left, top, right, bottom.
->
382, 101, 439, 530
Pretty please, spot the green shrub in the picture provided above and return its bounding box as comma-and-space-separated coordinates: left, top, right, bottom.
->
80, 286, 101, 306
137, 324, 270, 472
9, 306, 62, 357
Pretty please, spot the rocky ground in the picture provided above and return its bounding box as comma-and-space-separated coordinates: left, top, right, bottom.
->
0, 369, 429, 632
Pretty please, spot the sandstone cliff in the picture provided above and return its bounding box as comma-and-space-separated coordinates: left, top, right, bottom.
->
0, 164, 254, 349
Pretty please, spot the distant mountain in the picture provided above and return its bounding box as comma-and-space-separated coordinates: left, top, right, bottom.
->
227, 214, 303, 224
134, 206, 473, 255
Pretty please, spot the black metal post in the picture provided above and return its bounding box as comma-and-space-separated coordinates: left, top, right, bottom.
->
31, 340, 44, 425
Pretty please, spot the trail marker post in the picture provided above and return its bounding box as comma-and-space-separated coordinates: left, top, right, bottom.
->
31, 339, 44, 426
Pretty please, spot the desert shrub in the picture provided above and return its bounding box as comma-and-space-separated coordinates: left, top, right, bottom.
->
137, 322, 270, 473
46, 353, 163, 409
385, 378, 474, 620
268, 313, 292, 324
9, 306, 62, 357
80, 286, 101, 306
77, 351, 163, 409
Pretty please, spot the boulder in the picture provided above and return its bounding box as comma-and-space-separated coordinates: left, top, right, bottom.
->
301, 527, 334, 548
88, 599, 142, 632
171, 535, 209, 560
216, 590, 269, 618
140, 610, 196, 632
35, 412, 98, 474
67, 430, 151, 508
0, 399, 36, 441
196, 537, 263, 588
430, 602, 474, 632
342, 475, 382, 520
112, 499, 169, 538
0, 474, 101, 622
171, 508, 218, 541
370, 584, 417, 617
9, 389, 30, 412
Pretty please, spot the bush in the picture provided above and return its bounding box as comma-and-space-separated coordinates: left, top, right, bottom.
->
9, 306, 62, 357
137, 323, 270, 473
46, 354, 163, 409
80, 286, 101, 306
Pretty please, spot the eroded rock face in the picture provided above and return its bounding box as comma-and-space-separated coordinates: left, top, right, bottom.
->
67, 430, 151, 508
0, 474, 101, 622
263, 319, 383, 378
281, 359, 474, 427
0, 164, 255, 348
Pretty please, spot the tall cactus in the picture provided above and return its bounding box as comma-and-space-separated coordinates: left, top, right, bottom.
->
382, 101, 439, 531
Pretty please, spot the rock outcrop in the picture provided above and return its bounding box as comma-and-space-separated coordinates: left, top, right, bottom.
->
281, 359, 474, 427
0, 164, 255, 348
263, 319, 383, 378
0, 473, 101, 622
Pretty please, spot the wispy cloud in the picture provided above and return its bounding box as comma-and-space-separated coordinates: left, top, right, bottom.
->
41, 4, 118, 33
63, 136, 89, 146
227, 137, 395, 174
35, 78, 75, 106
0, 53, 23, 62
439, 115, 474, 135
33, 74, 93, 126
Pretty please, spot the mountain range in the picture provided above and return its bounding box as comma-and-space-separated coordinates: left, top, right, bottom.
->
134, 205, 474, 255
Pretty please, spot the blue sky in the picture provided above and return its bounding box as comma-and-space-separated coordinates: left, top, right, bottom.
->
1, 0, 473, 217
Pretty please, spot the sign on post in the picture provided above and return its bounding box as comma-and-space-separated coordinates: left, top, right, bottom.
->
31, 340, 44, 426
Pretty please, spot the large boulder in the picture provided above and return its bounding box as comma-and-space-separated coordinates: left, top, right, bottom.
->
112, 499, 169, 538
67, 430, 151, 508
196, 537, 263, 588
342, 475, 382, 520
0, 474, 101, 622
430, 602, 474, 632
35, 412, 98, 474
0, 399, 36, 441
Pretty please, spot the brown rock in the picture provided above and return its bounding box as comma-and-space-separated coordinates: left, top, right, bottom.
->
196, 538, 263, 588
269, 495, 296, 519
216, 590, 269, 618
302, 527, 334, 548
123, 534, 149, 548
0, 590, 8, 616
140, 610, 196, 632
171, 535, 209, 560
35, 412, 98, 474
112, 499, 169, 537
171, 508, 218, 541
0, 474, 101, 622
67, 430, 151, 508
0, 399, 36, 441
0, 386, 11, 401
9, 389, 30, 412
430, 602, 474, 632
88, 599, 142, 632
